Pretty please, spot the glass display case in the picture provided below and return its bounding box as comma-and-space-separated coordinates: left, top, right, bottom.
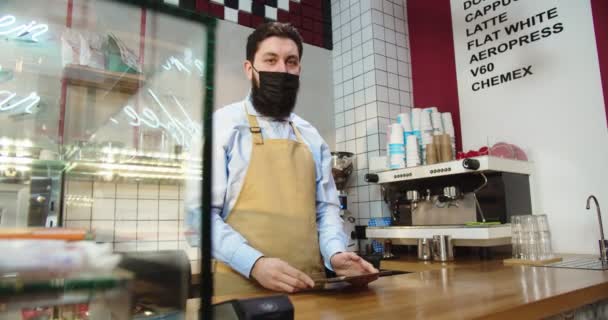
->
0, 0, 215, 318
0, 0, 214, 228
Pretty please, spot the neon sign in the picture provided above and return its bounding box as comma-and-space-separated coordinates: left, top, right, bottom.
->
110, 89, 202, 148
0, 90, 40, 114
0, 15, 48, 42
162, 56, 205, 77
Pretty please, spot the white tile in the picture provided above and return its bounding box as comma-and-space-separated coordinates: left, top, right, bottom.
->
117, 183, 138, 199
361, 10, 372, 27
341, 23, 351, 41
389, 104, 401, 119
379, 133, 387, 150
160, 184, 179, 199
345, 140, 357, 154
373, 39, 386, 56
371, 9, 383, 25
333, 38, 342, 53
158, 241, 179, 251
358, 202, 371, 219
344, 78, 354, 95
381, 201, 392, 217
366, 102, 378, 119
367, 134, 380, 151
344, 110, 355, 125
353, 75, 364, 92
92, 198, 115, 220
116, 199, 137, 220
138, 220, 158, 241
345, 124, 356, 140
265, 5, 277, 20
361, 25, 374, 42
384, 14, 395, 30
335, 98, 344, 113
138, 199, 159, 220
349, 1, 360, 18
386, 43, 397, 59
356, 153, 368, 170
336, 142, 346, 151
375, 54, 387, 71
92, 220, 114, 243
355, 106, 366, 123
362, 39, 374, 58
347, 187, 358, 202
383, 1, 394, 15
388, 73, 399, 89
370, 201, 383, 217
225, 7, 238, 22
388, 89, 399, 104
158, 221, 179, 241
335, 112, 345, 128
212, 0, 224, 4
377, 86, 389, 102
378, 102, 390, 118
277, 0, 289, 11
356, 137, 367, 154
344, 94, 354, 110
387, 58, 398, 74
178, 185, 185, 200
355, 121, 367, 138
342, 50, 352, 66
398, 61, 410, 77
93, 182, 115, 198
371, 1, 383, 11
401, 91, 412, 105
159, 200, 179, 220
365, 86, 377, 103
65, 220, 91, 229
343, 64, 353, 82
342, 37, 352, 52
356, 169, 368, 187
351, 30, 362, 47
385, 29, 396, 44
363, 55, 375, 73
179, 200, 186, 221
340, 7, 350, 25
114, 242, 137, 252
353, 61, 364, 77
395, 18, 406, 34
372, 24, 385, 41
366, 118, 379, 135
399, 76, 410, 92
354, 90, 365, 107
375, 70, 387, 86
360, 0, 371, 11
378, 117, 391, 134
394, 4, 405, 20
357, 186, 370, 202
68, 180, 93, 197
364, 70, 375, 88
336, 127, 345, 143
397, 46, 408, 62
335, 83, 344, 98
115, 221, 137, 242
396, 32, 407, 48
137, 241, 158, 252
352, 45, 363, 62
67, 206, 91, 221
334, 55, 343, 70
350, 16, 362, 32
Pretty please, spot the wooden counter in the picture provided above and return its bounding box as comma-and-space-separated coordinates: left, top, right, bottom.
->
188, 255, 608, 319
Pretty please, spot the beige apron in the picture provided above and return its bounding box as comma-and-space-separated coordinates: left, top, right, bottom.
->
213, 109, 325, 296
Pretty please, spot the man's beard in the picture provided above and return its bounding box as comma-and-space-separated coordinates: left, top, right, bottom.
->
250, 72, 299, 120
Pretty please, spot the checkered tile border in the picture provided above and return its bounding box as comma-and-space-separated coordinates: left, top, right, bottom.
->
164, 0, 332, 49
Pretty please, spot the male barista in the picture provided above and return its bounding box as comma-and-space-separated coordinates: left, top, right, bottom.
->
187, 22, 377, 295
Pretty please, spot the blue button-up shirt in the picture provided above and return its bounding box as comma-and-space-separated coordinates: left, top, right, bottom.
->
185, 96, 346, 278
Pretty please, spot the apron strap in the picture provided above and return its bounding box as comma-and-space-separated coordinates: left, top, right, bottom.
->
246, 113, 264, 145
289, 121, 305, 144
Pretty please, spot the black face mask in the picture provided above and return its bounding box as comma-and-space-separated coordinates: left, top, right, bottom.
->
250, 67, 300, 120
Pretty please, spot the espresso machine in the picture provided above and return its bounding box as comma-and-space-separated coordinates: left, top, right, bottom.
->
331, 152, 358, 252
366, 157, 534, 227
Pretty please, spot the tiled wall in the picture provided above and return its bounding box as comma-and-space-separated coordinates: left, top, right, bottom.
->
331, 0, 413, 225
163, 0, 333, 49
62, 179, 200, 272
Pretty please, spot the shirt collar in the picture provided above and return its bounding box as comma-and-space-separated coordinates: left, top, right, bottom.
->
244, 93, 295, 122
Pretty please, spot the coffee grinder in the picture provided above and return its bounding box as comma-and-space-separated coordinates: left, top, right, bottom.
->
330, 152, 358, 252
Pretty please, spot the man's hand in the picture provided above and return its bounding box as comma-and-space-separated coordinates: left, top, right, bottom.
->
330, 252, 379, 277
250, 257, 315, 293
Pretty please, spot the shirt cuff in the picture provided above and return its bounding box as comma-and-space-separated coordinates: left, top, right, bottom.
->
323, 239, 347, 271
229, 242, 264, 278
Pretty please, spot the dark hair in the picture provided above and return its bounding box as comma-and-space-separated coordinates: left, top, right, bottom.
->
246, 22, 303, 63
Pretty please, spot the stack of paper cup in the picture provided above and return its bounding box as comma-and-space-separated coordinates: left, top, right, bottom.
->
387, 124, 405, 169
406, 135, 420, 167
420, 111, 433, 132
397, 113, 413, 149
421, 131, 434, 164
423, 107, 438, 114
441, 112, 456, 156
411, 108, 422, 131
431, 112, 444, 134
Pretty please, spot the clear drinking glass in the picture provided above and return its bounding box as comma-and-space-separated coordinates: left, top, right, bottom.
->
511, 215, 523, 259
535, 214, 553, 259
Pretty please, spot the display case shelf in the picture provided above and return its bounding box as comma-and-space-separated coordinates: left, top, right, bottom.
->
63, 64, 145, 94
